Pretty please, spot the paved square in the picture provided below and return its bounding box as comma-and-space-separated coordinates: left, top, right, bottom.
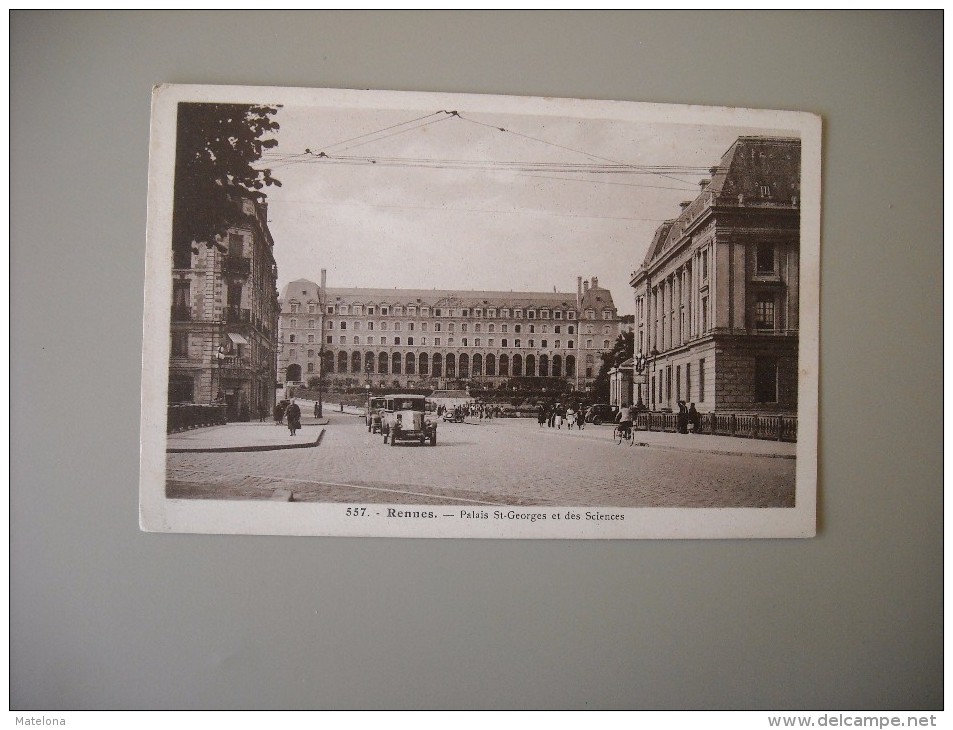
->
167, 413, 795, 508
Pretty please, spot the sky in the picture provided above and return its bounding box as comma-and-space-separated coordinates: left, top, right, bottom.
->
257, 101, 787, 315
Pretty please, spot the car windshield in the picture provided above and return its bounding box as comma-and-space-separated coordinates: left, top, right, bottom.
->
393, 399, 424, 410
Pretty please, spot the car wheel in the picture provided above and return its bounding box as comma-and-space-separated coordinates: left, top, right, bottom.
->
383, 428, 388, 443
430, 433, 437, 446
593, 416, 602, 426
419, 435, 426, 446
367, 422, 371, 432
391, 432, 398, 446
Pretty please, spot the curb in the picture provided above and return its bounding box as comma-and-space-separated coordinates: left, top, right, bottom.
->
167, 427, 325, 454
531, 428, 795, 460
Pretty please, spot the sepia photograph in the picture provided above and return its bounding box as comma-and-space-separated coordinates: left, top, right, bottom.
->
140, 84, 820, 538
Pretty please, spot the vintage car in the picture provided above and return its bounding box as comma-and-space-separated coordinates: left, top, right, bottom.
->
585, 403, 618, 425
365, 396, 386, 434
382, 394, 437, 446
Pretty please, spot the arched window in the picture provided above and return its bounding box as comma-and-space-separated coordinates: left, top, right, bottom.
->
419, 352, 429, 376
459, 353, 470, 378
351, 351, 361, 373
472, 353, 483, 376
498, 354, 509, 377
485, 353, 496, 376
566, 355, 576, 376
406, 352, 416, 375
365, 351, 374, 373
552, 355, 562, 377
392, 352, 402, 375
378, 352, 388, 375
337, 351, 347, 372
526, 354, 536, 377
445, 353, 456, 377
431, 353, 442, 377
539, 354, 549, 377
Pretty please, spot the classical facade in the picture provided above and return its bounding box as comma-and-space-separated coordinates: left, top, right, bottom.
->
169, 197, 280, 420
608, 357, 634, 408
277, 276, 623, 393
629, 136, 801, 413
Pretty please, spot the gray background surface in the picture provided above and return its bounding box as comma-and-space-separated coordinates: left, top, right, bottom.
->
11, 11, 942, 709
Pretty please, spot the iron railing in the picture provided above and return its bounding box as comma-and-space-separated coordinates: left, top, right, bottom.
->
634, 411, 797, 442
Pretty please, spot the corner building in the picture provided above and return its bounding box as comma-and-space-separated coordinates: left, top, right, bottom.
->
169, 197, 280, 420
630, 136, 800, 413
278, 276, 623, 392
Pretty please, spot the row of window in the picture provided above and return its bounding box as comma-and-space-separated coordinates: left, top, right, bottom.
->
318, 321, 590, 335
291, 351, 581, 378
292, 348, 597, 366
289, 335, 612, 349
288, 302, 616, 320
648, 359, 708, 407
643, 355, 779, 405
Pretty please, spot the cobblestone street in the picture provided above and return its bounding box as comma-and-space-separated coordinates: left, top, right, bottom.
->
167, 411, 796, 508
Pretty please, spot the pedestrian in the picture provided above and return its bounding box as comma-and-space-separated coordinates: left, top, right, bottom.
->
273, 401, 285, 425
677, 400, 689, 434
566, 405, 576, 430
537, 403, 546, 427
314, 401, 319, 419
688, 402, 701, 434
548, 403, 556, 428
286, 399, 302, 436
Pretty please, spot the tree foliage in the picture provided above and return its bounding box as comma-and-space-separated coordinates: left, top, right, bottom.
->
172, 102, 281, 264
592, 330, 635, 402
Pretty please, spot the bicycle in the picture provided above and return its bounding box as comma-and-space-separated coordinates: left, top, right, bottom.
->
613, 423, 634, 446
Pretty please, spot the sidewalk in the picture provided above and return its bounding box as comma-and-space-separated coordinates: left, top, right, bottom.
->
529, 422, 797, 459
166, 418, 328, 453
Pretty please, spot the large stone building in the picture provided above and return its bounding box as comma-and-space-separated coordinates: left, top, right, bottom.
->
277, 276, 623, 393
169, 197, 280, 420
629, 136, 801, 413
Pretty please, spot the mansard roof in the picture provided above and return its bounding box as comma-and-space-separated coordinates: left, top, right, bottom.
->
281, 279, 322, 303
642, 136, 801, 267
579, 283, 616, 313
323, 287, 579, 310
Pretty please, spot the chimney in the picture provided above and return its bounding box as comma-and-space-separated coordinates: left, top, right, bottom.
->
591, 276, 598, 288
679, 201, 691, 210
320, 269, 327, 289
699, 179, 711, 189
583, 279, 589, 293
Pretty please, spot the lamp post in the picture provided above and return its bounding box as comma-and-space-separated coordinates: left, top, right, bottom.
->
316, 346, 325, 418
634, 352, 647, 410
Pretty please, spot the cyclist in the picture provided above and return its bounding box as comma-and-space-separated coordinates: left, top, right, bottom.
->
615, 403, 636, 442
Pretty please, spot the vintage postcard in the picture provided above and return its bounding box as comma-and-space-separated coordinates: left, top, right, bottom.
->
140, 84, 820, 538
